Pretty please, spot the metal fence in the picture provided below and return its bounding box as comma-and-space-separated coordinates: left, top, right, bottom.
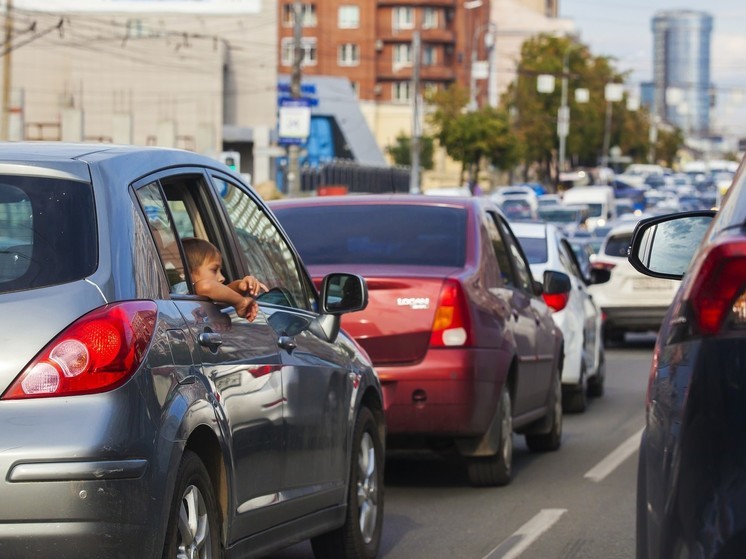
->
300, 160, 411, 194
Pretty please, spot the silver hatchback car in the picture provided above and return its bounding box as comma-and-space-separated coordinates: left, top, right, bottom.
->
0, 143, 385, 558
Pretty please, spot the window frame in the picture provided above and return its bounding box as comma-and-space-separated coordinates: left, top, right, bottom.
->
338, 43, 360, 66
392, 6, 414, 30
338, 5, 360, 29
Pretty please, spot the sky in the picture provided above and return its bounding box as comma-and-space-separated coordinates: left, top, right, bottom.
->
559, 0, 746, 137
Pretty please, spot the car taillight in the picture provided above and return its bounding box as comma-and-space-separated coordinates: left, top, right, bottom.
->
2, 302, 157, 400
683, 239, 746, 336
543, 291, 570, 312
592, 260, 616, 271
429, 279, 471, 347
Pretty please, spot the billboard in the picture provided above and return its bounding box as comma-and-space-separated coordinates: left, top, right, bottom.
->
14, 0, 261, 14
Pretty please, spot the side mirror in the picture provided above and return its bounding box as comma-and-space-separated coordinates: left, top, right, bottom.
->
543, 270, 572, 295
589, 268, 611, 285
628, 210, 715, 280
320, 273, 368, 314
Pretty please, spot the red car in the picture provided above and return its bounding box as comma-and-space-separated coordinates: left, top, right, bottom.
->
270, 195, 568, 486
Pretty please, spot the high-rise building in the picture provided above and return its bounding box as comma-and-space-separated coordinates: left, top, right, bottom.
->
651, 10, 713, 137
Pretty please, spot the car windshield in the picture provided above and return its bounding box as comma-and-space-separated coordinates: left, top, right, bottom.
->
273, 204, 467, 267
0, 176, 97, 294
538, 207, 580, 223
517, 236, 548, 264
586, 203, 604, 217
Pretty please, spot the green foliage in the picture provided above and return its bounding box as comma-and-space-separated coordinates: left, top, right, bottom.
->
385, 133, 434, 170
426, 85, 520, 172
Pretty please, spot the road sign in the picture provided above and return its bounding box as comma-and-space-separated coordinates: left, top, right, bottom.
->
278, 98, 311, 145
277, 83, 317, 95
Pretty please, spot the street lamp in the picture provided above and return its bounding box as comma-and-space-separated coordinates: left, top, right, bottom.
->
464, 0, 483, 111
601, 83, 624, 168
469, 22, 496, 111
557, 42, 583, 173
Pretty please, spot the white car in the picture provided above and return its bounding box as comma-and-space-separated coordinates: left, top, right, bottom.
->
513, 222, 610, 413
588, 221, 679, 343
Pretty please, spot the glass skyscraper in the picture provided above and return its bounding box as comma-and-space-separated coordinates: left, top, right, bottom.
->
652, 10, 713, 137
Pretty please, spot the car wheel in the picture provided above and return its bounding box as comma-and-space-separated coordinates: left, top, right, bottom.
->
162, 450, 221, 559
311, 407, 384, 559
563, 359, 588, 414
525, 371, 562, 452
587, 346, 606, 398
466, 385, 513, 487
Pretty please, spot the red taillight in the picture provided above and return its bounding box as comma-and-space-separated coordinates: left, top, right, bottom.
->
683, 240, 746, 336
429, 279, 472, 347
2, 302, 158, 400
543, 291, 570, 312
592, 260, 616, 271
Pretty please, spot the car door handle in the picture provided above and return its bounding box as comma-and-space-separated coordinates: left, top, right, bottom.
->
198, 332, 223, 352
278, 335, 297, 352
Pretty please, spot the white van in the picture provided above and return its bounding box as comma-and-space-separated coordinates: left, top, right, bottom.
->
561, 186, 616, 232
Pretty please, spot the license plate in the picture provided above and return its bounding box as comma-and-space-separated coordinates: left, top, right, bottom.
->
632, 278, 671, 290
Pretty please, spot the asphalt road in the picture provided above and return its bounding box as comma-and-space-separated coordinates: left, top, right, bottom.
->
268, 334, 656, 559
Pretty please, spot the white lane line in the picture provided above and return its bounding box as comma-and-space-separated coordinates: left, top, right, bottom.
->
483, 508, 567, 559
584, 427, 644, 483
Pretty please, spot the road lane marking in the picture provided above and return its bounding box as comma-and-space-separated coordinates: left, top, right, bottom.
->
483, 508, 567, 559
584, 427, 644, 483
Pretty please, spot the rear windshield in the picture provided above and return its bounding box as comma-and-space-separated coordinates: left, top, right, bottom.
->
604, 233, 632, 258
273, 204, 467, 267
517, 236, 548, 264
0, 176, 96, 294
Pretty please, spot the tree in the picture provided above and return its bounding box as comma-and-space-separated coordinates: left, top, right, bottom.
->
385, 133, 434, 170
426, 85, 520, 181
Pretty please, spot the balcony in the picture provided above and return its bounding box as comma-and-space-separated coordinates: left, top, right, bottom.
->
379, 27, 455, 44
378, 0, 455, 6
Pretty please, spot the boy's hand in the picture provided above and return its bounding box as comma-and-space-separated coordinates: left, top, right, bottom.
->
234, 296, 259, 322
237, 275, 268, 297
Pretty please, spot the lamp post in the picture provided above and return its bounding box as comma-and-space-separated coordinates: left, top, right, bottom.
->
464, 0, 483, 111
557, 42, 583, 173
601, 83, 624, 168
469, 21, 496, 111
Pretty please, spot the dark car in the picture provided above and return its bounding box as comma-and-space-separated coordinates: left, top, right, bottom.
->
628, 166, 746, 557
0, 143, 385, 558
270, 195, 569, 487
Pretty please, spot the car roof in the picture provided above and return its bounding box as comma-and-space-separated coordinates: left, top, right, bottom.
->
510, 220, 551, 239
269, 193, 484, 209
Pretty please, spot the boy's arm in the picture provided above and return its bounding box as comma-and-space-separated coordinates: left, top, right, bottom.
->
193, 279, 259, 321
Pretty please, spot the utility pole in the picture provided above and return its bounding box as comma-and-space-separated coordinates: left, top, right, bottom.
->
1, 0, 12, 142
287, 0, 303, 197
409, 31, 421, 194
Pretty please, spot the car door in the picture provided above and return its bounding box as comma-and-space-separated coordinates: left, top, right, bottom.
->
493, 213, 557, 412
560, 236, 601, 374
133, 172, 287, 540
210, 174, 355, 517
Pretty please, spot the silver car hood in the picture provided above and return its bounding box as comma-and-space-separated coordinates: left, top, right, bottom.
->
0, 280, 106, 394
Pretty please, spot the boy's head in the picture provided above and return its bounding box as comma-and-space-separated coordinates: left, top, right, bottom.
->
182, 237, 222, 281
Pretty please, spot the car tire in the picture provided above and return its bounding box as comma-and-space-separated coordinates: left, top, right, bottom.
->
311, 407, 384, 559
162, 450, 221, 559
525, 371, 562, 452
466, 385, 513, 487
587, 346, 606, 398
563, 359, 588, 414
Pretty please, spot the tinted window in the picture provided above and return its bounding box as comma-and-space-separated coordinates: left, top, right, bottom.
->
517, 236, 548, 264
0, 176, 96, 294
273, 204, 467, 267
604, 233, 632, 258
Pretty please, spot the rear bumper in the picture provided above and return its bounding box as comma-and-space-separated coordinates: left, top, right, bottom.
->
602, 305, 670, 332
0, 385, 169, 558
376, 347, 510, 438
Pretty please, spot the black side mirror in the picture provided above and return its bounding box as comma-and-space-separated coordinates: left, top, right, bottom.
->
589, 268, 611, 285
628, 210, 715, 280
320, 273, 369, 314
543, 270, 572, 295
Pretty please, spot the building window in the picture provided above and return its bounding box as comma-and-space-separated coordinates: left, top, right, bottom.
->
393, 43, 412, 67
423, 45, 437, 66
422, 7, 438, 29
393, 7, 414, 30
338, 43, 360, 66
338, 5, 360, 29
393, 81, 411, 102
282, 3, 317, 27
281, 37, 318, 67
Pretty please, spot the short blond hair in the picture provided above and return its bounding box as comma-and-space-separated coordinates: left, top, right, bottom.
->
182, 237, 220, 272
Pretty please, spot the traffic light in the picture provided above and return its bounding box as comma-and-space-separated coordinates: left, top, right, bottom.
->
219, 151, 240, 172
